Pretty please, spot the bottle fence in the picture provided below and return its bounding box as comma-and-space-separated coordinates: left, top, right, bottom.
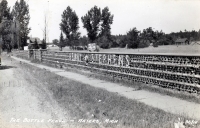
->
15, 50, 200, 93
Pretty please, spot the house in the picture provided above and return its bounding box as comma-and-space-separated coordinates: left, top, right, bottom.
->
175, 38, 189, 45
28, 37, 42, 44
27, 37, 42, 49
46, 42, 55, 47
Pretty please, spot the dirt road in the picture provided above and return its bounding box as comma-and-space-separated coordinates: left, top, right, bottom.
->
0, 54, 70, 128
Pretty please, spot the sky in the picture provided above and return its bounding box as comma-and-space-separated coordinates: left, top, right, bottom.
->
7, 0, 200, 42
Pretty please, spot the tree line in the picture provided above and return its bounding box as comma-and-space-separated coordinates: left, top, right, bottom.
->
112, 28, 200, 48
0, 0, 31, 51
53, 6, 114, 51
54, 5, 200, 50
0, 0, 46, 51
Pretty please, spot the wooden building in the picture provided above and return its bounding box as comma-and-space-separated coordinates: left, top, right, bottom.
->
175, 38, 189, 45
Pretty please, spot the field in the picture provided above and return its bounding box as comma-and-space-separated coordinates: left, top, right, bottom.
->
48, 41, 200, 55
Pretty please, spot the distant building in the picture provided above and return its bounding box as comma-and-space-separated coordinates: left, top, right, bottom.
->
46, 42, 54, 47
28, 37, 42, 44
175, 38, 189, 45
27, 37, 42, 49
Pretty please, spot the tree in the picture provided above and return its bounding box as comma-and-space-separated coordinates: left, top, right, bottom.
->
140, 27, 156, 45
82, 6, 114, 45
10, 19, 20, 49
0, 0, 12, 52
52, 39, 59, 46
34, 39, 39, 49
126, 28, 140, 48
41, 39, 46, 49
109, 35, 119, 48
60, 6, 80, 47
155, 30, 167, 45
79, 36, 89, 46
12, 0, 30, 49
0, 18, 12, 52
100, 7, 114, 38
96, 35, 111, 49
81, 6, 102, 42
0, 0, 12, 23
58, 32, 65, 51
41, 9, 50, 47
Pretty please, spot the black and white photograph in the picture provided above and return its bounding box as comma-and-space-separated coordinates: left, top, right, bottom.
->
0, 0, 200, 128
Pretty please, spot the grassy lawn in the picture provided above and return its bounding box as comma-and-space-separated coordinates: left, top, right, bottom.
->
48, 41, 200, 55
17, 60, 199, 128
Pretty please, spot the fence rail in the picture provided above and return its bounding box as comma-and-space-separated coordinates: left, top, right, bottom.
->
14, 49, 200, 93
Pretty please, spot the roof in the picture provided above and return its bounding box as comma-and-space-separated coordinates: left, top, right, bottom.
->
175, 38, 188, 43
28, 37, 42, 44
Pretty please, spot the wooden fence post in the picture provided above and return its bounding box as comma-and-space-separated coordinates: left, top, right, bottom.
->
28, 49, 33, 59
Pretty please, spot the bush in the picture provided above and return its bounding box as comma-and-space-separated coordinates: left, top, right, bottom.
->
163, 41, 169, 45
153, 42, 158, 47
96, 36, 111, 49
158, 40, 169, 45
138, 41, 150, 48
100, 43, 110, 49
41, 39, 47, 49
127, 42, 138, 49
110, 41, 119, 48
119, 42, 126, 48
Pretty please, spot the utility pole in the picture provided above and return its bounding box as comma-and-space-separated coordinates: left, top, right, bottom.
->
44, 1, 49, 44
44, 13, 47, 44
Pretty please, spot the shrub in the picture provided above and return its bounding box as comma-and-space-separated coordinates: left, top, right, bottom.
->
153, 42, 158, 47
119, 42, 126, 48
110, 41, 119, 48
158, 40, 169, 45
163, 41, 169, 45
138, 41, 150, 48
96, 36, 111, 49
100, 43, 110, 49
127, 41, 139, 49
41, 39, 47, 49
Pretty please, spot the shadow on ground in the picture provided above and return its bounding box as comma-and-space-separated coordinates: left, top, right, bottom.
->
0, 65, 17, 70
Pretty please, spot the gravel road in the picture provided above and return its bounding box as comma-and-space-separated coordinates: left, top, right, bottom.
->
0, 54, 70, 128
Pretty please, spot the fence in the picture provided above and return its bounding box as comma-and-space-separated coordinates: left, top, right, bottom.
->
16, 49, 200, 93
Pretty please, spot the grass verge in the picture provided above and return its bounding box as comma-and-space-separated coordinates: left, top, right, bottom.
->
37, 60, 200, 104
15, 59, 200, 128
